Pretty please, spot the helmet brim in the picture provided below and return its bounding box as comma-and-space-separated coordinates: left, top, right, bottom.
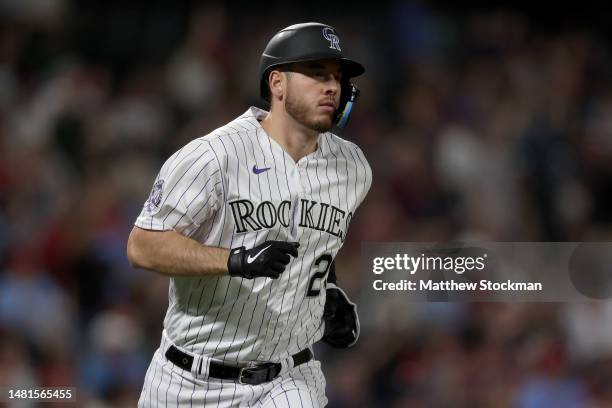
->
262, 54, 365, 78
260, 56, 365, 100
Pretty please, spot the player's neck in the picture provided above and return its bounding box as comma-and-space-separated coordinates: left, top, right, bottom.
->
260, 112, 319, 163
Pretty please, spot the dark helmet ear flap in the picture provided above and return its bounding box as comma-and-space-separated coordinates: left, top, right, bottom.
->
334, 82, 360, 129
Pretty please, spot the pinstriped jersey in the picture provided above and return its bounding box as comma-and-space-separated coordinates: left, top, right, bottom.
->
135, 106, 372, 363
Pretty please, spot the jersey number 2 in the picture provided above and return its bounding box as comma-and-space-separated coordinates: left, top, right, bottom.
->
306, 254, 333, 297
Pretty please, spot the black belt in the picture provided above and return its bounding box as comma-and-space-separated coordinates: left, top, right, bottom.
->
165, 345, 313, 385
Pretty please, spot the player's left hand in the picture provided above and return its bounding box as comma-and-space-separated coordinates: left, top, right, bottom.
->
321, 283, 359, 348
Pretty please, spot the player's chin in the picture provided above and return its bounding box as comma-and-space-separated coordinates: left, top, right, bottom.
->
310, 113, 334, 132
311, 120, 333, 133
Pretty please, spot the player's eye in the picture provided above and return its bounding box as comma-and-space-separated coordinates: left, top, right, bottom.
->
314, 72, 339, 82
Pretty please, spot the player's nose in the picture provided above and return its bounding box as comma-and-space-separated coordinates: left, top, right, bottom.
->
322, 74, 340, 95
327, 81, 340, 96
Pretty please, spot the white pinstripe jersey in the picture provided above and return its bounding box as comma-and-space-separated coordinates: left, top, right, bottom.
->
135, 106, 372, 364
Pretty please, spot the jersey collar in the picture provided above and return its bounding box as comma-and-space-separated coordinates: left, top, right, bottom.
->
242, 106, 325, 161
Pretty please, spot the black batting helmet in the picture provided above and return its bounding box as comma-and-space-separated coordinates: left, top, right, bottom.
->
258, 22, 365, 128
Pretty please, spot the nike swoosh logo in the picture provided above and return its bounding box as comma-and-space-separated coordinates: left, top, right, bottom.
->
252, 165, 271, 174
247, 245, 271, 264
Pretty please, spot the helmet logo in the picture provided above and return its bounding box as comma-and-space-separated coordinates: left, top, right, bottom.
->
322, 27, 341, 51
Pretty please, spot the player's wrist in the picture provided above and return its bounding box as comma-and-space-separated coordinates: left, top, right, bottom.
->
227, 246, 248, 278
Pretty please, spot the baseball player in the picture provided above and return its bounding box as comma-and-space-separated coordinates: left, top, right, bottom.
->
128, 22, 371, 407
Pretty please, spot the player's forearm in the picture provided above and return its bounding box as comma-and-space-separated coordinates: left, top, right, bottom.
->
127, 226, 229, 277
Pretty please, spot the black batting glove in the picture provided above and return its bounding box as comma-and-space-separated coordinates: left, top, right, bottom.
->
322, 283, 360, 348
321, 261, 360, 348
227, 241, 299, 279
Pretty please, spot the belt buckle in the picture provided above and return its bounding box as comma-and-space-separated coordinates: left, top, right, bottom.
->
238, 362, 259, 385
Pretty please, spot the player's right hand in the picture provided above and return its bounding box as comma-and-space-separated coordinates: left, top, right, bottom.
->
227, 240, 299, 279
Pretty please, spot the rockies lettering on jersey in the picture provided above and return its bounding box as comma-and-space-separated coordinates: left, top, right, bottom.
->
135, 106, 372, 365
230, 198, 352, 240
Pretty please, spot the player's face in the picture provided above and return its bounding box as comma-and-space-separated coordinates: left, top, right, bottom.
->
284, 60, 342, 133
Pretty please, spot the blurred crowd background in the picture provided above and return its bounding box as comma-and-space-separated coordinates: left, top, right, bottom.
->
1, 1, 612, 407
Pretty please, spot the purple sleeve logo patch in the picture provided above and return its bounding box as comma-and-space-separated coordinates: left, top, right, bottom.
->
145, 179, 164, 212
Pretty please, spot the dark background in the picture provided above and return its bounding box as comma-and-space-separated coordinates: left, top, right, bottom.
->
1, 1, 611, 406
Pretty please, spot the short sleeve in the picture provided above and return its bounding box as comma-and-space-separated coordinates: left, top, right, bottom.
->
135, 140, 224, 236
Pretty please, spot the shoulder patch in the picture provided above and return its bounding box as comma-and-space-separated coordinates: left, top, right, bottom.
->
145, 179, 164, 212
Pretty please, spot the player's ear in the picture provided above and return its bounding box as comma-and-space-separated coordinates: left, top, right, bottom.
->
268, 70, 286, 101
